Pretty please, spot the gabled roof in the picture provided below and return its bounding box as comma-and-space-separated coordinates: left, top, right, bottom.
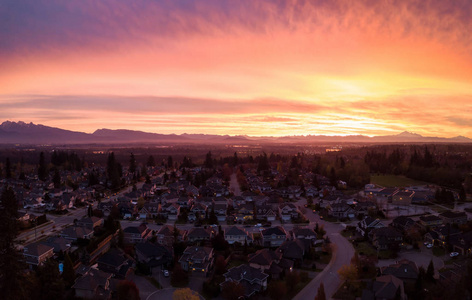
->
72, 268, 112, 291
262, 226, 287, 237
372, 275, 403, 300
381, 259, 419, 280
224, 226, 248, 237
224, 264, 269, 283
24, 242, 54, 256
248, 249, 282, 266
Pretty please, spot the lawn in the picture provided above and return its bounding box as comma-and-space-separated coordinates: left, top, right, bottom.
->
370, 174, 428, 188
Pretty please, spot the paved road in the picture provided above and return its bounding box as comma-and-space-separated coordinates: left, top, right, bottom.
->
293, 204, 355, 300
229, 172, 241, 196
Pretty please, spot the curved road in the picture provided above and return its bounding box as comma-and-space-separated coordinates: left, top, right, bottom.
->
294, 201, 355, 300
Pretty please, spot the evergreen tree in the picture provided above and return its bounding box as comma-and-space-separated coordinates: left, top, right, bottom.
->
53, 168, 61, 188
147, 155, 155, 167
37, 260, 65, 300
62, 252, 76, 287
5, 157, 12, 178
129, 152, 136, 174
38, 151, 48, 181
233, 152, 239, 167
107, 152, 122, 189
315, 283, 326, 300
0, 186, 25, 299
205, 151, 213, 169
426, 259, 435, 282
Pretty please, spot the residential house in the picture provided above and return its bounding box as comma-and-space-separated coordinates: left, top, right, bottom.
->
419, 215, 443, 229
452, 231, 472, 255
72, 268, 112, 300
277, 239, 306, 265
41, 236, 71, 254
122, 223, 152, 244
255, 204, 277, 221
357, 217, 386, 237
249, 249, 293, 279
135, 242, 173, 268
262, 226, 288, 247
391, 190, 414, 205
187, 227, 215, 244
96, 248, 132, 279
390, 216, 415, 232
371, 227, 403, 250
361, 275, 406, 300
328, 201, 356, 219
224, 226, 251, 245
439, 211, 468, 225
235, 203, 254, 222
138, 202, 160, 219
214, 202, 227, 222
380, 259, 419, 283
424, 225, 461, 247
179, 246, 214, 275
76, 216, 104, 230
278, 203, 299, 221
221, 264, 269, 298
23, 242, 54, 267
156, 225, 187, 246
60, 226, 94, 241
160, 203, 180, 220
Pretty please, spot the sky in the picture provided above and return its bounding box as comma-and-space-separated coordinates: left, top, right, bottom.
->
1, 0, 472, 137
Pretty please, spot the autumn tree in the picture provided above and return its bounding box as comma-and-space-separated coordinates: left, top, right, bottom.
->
221, 281, 245, 300
117, 280, 140, 300
315, 283, 326, 300
173, 288, 200, 300
338, 263, 359, 286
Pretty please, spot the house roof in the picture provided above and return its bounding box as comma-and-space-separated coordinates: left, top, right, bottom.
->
24, 242, 54, 256
381, 259, 419, 280
72, 268, 112, 291
277, 239, 305, 259
96, 248, 127, 269
224, 226, 248, 237
248, 249, 282, 266
440, 211, 467, 219
372, 275, 403, 300
262, 226, 287, 237
224, 264, 269, 283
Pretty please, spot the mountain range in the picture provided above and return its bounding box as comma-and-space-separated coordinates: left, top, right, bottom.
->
0, 121, 470, 145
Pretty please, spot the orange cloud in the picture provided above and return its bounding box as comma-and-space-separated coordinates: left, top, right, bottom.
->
1, 0, 471, 138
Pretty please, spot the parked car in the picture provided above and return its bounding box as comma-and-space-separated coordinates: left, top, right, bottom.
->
426, 244, 433, 248
450, 252, 459, 257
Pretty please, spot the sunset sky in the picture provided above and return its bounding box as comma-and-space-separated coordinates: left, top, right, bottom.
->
1, 0, 471, 137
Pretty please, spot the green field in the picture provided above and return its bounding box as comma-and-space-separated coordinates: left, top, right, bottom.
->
370, 175, 428, 188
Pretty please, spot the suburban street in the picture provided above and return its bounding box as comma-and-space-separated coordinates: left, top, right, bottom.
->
293, 199, 355, 300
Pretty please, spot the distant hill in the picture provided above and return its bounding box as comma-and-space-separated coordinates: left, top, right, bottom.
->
0, 121, 471, 145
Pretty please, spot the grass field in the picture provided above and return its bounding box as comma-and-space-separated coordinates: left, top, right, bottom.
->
370, 174, 429, 187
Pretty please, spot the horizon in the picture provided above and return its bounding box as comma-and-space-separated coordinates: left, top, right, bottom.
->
1, 1, 472, 138
1, 119, 470, 140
